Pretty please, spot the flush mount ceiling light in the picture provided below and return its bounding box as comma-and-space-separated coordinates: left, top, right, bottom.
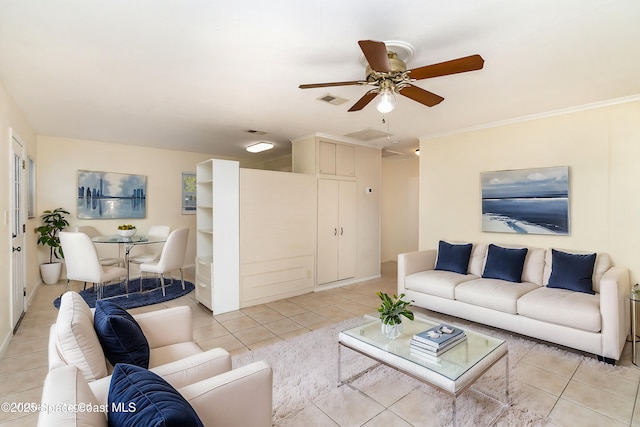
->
246, 142, 274, 153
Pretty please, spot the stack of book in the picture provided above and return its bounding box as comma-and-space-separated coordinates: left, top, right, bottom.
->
410, 324, 466, 361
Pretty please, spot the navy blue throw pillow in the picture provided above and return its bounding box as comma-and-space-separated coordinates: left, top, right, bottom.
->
108, 363, 204, 427
435, 241, 473, 274
547, 249, 596, 295
94, 300, 150, 369
482, 244, 528, 283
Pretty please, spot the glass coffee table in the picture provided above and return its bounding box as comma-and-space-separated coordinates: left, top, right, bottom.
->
338, 315, 509, 426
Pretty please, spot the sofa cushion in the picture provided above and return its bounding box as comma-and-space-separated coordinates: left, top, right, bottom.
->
94, 300, 150, 369
547, 249, 596, 295
435, 241, 473, 274
108, 363, 204, 427
405, 270, 478, 300
482, 244, 528, 283
468, 244, 488, 277
38, 365, 107, 427
55, 292, 108, 382
455, 278, 540, 314
517, 287, 601, 332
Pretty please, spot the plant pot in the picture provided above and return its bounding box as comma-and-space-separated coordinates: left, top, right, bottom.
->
381, 321, 403, 339
40, 262, 62, 285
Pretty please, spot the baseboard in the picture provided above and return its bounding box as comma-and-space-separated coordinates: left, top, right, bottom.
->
0, 330, 12, 362
314, 274, 382, 292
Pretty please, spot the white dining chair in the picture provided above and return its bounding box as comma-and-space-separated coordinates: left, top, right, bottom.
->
128, 225, 171, 266
71, 226, 124, 267
59, 231, 127, 299
139, 227, 189, 296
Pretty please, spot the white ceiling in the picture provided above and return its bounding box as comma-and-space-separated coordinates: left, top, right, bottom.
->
1, 0, 639, 161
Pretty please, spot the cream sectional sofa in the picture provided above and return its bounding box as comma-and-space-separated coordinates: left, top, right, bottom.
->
398, 242, 631, 363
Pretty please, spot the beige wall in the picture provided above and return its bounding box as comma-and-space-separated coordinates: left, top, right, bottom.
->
419, 99, 640, 283
0, 81, 38, 357
355, 145, 382, 279
36, 136, 220, 273
381, 156, 419, 262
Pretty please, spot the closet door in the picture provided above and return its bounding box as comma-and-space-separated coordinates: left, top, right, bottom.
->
337, 180, 356, 280
317, 179, 339, 285
317, 179, 357, 285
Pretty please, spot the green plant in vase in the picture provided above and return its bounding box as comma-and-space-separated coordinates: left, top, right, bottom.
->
376, 291, 414, 339
36, 208, 70, 284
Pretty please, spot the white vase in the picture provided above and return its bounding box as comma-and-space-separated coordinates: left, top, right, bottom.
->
381, 321, 403, 339
40, 262, 62, 285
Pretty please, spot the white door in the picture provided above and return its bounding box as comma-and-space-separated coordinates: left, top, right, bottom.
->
337, 180, 357, 280
317, 179, 339, 285
317, 179, 357, 285
10, 135, 26, 332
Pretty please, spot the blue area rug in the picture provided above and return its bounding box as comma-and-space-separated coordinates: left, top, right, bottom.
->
54, 277, 195, 309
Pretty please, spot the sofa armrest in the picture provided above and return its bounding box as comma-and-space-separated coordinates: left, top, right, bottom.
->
398, 250, 437, 292
180, 361, 273, 427
89, 348, 233, 406
133, 306, 193, 348
599, 266, 631, 360
151, 348, 232, 388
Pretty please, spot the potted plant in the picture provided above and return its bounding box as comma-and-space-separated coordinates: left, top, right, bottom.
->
37, 208, 70, 284
376, 291, 414, 339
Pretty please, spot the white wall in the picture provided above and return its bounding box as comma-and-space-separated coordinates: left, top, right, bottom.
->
36, 136, 218, 271
381, 156, 419, 262
419, 99, 640, 283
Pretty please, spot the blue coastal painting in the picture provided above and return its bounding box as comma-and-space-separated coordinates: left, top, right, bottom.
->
481, 166, 569, 235
77, 171, 146, 219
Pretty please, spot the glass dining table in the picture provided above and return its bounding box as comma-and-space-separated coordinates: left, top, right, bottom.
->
92, 234, 166, 292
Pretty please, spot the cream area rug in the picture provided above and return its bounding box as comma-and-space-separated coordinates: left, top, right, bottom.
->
232, 315, 633, 426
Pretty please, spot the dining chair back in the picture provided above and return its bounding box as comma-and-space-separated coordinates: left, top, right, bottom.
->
139, 227, 189, 296
59, 232, 127, 299
71, 226, 123, 267
128, 225, 171, 265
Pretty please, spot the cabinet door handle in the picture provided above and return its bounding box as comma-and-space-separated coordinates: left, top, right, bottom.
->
334, 228, 337, 236
340, 227, 343, 236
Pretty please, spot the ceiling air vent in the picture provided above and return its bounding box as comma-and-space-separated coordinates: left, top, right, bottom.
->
317, 94, 348, 105
246, 129, 267, 135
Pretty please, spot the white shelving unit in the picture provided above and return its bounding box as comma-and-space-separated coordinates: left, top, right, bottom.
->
195, 159, 239, 314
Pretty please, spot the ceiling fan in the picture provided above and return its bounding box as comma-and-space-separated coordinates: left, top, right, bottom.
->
299, 40, 484, 113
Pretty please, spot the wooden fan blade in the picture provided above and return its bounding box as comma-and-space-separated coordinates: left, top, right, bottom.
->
399, 84, 444, 107
408, 54, 484, 80
299, 80, 365, 89
348, 90, 378, 112
358, 40, 391, 73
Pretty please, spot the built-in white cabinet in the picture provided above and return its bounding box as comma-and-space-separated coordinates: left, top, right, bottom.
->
317, 179, 357, 285
195, 159, 239, 314
318, 141, 355, 177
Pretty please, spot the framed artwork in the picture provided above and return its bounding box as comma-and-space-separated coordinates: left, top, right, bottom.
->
481, 166, 570, 235
77, 170, 147, 219
182, 172, 196, 214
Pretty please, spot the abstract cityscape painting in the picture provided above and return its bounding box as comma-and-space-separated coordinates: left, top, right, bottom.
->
481, 166, 569, 235
77, 170, 147, 219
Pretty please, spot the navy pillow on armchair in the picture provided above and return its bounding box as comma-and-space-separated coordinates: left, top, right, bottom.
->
108, 363, 203, 427
482, 244, 528, 283
435, 241, 473, 275
94, 300, 150, 369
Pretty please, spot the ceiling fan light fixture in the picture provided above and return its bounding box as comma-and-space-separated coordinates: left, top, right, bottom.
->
246, 141, 274, 153
376, 87, 396, 113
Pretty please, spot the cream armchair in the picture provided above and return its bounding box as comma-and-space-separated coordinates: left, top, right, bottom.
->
49, 292, 247, 391
38, 362, 273, 427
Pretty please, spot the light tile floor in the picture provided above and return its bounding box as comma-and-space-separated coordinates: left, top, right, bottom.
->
1, 262, 639, 426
